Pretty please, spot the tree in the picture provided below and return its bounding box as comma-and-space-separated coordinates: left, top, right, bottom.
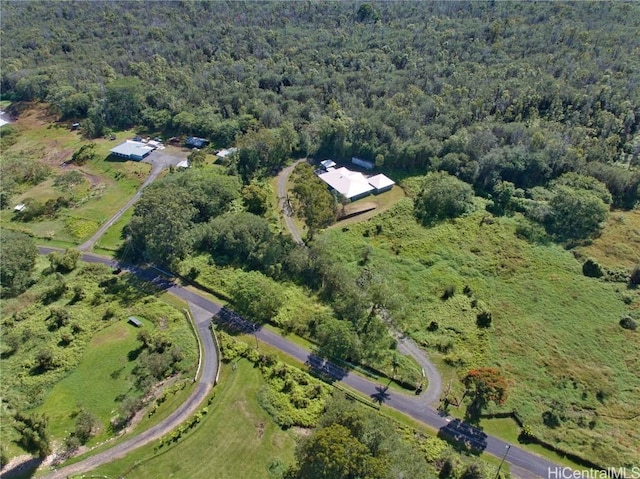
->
13, 411, 51, 458
292, 424, 379, 479
232, 271, 283, 324
463, 368, 508, 420
73, 409, 99, 444
547, 186, 609, 241
356, 3, 381, 23
188, 148, 207, 168
128, 187, 197, 266
582, 258, 604, 278
35, 347, 57, 371
69, 143, 97, 165
414, 172, 475, 226
291, 163, 337, 236
104, 77, 145, 129
199, 212, 275, 269
241, 183, 269, 215
48, 248, 80, 273
1, 229, 38, 297
317, 318, 360, 362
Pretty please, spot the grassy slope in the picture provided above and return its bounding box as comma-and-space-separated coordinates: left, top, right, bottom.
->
35, 320, 145, 441
0, 259, 198, 461
1, 104, 148, 245
90, 360, 297, 479
319, 197, 640, 466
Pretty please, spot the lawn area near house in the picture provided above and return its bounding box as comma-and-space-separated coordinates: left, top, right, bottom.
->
90, 359, 297, 479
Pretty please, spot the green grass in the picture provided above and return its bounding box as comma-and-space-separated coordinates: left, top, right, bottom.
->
35, 320, 145, 441
88, 360, 297, 479
95, 207, 135, 251
318, 196, 640, 466
1, 259, 199, 464
0, 106, 151, 246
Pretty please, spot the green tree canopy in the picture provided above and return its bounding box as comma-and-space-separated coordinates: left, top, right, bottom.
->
291, 163, 337, 236
293, 424, 381, 479
414, 171, 475, 226
232, 271, 283, 324
0, 229, 38, 297
547, 186, 609, 241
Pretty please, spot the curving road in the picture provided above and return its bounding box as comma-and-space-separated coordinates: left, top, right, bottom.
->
36, 248, 563, 478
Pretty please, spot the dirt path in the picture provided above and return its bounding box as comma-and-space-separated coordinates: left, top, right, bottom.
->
276, 159, 306, 244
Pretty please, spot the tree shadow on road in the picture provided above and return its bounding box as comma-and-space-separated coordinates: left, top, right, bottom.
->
0, 456, 44, 479
370, 385, 391, 404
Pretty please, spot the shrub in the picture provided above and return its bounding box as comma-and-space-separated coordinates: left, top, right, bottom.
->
619, 317, 637, 331
582, 258, 604, 278
441, 285, 456, 300
476, 311, 492, 328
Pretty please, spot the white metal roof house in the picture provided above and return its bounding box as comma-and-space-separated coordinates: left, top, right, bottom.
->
109, 140, 154, 161
318, 167, 374, 201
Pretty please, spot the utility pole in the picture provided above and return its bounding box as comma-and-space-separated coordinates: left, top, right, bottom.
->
494, 444, 511, 479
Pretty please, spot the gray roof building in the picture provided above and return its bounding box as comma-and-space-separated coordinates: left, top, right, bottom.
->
110, 140, 154, 161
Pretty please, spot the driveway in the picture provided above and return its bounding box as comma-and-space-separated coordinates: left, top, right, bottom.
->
276, 158, 307, 244
78, 149, 185, 252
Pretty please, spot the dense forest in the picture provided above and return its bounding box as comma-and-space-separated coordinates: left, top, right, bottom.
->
2, 1, 639, 207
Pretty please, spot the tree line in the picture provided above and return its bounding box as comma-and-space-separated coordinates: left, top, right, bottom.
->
2, 1, 638, 207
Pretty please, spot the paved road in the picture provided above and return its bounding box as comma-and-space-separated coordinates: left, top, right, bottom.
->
36, 249, 563, 478
276, 158, 307, 244
396, 334, 443, 406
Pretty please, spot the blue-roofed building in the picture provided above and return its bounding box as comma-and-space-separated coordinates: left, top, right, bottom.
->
185, 136, 208, 148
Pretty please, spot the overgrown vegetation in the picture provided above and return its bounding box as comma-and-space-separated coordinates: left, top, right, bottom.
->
318, 198, 640, 466
0, 258, 197, 461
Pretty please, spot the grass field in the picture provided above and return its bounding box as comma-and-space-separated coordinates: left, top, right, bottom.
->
0, 258, 199, 463
319, 196, 640, 466
0, 104, 150, 246
89, 360, 298, 479
35, 320, 145, 441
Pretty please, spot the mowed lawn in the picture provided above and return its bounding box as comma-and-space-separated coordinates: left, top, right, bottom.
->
91, 359, 297, 479
319, 198, 640, 465
35, 320, 146, 441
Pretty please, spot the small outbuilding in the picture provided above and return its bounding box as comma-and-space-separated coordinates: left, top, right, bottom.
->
216, 147, 238, 159
185, 136, 208, 148
351, 157, 375, 170
320, 159, 337, 170
128, 316, 143, 328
